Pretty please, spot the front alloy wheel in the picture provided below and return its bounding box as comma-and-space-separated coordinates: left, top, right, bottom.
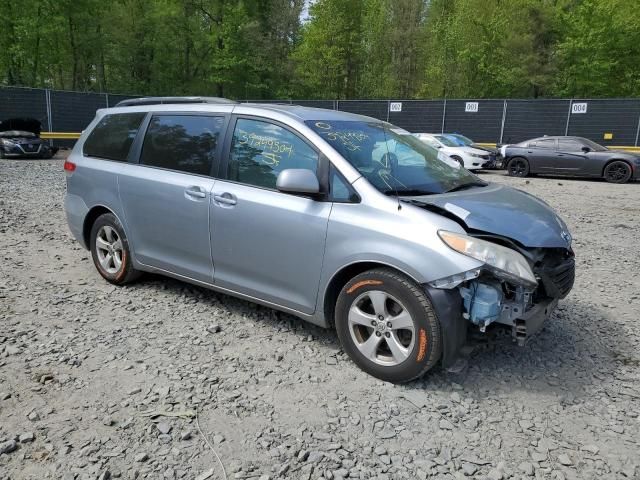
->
348, 290, 415, 366
335, 268, 442, 383
604, 161, 631, 183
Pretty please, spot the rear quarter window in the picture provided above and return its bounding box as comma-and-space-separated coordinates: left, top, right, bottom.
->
83, 113, 146, 161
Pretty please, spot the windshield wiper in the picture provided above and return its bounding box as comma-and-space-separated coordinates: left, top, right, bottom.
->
383, 188, 438, 196
444, 181, 488, 193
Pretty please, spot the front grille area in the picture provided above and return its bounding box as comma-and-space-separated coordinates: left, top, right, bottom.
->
536, 255, 575, 299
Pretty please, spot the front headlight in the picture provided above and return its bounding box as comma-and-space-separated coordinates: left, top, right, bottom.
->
438, 230, 537, 287
469, 152, 483, 158
1, 139, 16, 146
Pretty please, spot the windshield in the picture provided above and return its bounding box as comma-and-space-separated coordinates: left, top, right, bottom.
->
433, 135, 459, 147
448, 134, 473, 146
307, 120, 482, 195
581, 138, 608, 152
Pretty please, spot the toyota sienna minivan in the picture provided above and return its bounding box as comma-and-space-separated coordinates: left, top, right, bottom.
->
64, 97, 575, 383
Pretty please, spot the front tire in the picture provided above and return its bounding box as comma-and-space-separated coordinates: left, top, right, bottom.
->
335, 268, 442, 383
90, 213, 140, 285
603, 161, 631, 183
507, 157, 530, 177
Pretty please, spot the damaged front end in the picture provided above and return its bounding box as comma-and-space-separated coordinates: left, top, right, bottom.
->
430, 231, 575, 347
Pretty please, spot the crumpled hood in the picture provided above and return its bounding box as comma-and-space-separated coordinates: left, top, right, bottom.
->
410, 183, 572, 248
462, 146, 491, 156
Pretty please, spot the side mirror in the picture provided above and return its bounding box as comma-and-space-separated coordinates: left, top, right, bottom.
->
276, 169, 320, 195
581, 146, 591, 153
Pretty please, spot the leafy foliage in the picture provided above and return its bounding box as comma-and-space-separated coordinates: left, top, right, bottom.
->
0, 0, 638, 98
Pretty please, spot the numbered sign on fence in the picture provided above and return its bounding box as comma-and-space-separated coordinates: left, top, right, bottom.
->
389, 102, 402, 112
571, 102, 588, 114
465, 102, 479, 113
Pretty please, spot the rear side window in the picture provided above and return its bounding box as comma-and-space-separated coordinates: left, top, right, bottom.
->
227, 118, 318, 189
140, 115, 224, 175
83, 113, 146, 161
558, 140, 583, 152
530, 138, 556, 149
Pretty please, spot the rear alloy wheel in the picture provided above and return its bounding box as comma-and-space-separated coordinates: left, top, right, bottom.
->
335, 268, 441, 383
603, 161, 631, 184
451, 155, 464, 168
90, 213, 140, 285
507, 157, 530, 177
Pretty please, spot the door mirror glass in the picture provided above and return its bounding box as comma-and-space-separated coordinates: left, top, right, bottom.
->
581, 146, 591, 153
276, 169, 320, 195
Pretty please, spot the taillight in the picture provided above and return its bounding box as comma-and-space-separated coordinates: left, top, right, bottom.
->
63, 160, 76, 172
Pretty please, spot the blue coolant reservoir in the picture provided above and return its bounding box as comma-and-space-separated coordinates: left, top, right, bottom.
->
459, 281, 503, 326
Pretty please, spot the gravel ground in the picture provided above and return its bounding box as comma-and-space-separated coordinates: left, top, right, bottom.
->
1, 157, 639, 480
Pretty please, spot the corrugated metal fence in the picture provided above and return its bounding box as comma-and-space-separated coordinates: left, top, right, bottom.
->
2, 86, 640, 147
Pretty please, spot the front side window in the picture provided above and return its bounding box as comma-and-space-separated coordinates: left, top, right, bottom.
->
83, 112, 146, 161
140, 115, 224, 175
308, 121, 481, 195
228, 118, 318, 189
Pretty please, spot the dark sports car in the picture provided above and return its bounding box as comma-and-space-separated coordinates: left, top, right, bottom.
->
502, 136, 640, 183
0, 118, 56, 159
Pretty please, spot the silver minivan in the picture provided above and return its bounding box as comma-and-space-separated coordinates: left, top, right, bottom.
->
64, 97, 575, 383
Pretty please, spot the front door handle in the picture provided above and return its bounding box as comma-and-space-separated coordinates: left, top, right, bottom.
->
213, 192, 237, 206
185, 186, 207, 199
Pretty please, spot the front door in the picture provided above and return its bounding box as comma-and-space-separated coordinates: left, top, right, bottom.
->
554, 138, 588, 174
119, 114, 226, 283
210, 117, 331, 314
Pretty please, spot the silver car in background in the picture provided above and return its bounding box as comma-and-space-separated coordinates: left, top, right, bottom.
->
64, 97, 575, 383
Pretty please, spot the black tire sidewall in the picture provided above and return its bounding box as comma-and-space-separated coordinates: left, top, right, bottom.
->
90, 213, 135, 284
604, 161, 631, 183
452, 156, 464, 167
508, 157, 529, 177
335, 269, 441, 383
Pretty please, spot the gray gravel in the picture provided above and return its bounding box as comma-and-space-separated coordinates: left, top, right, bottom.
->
1, 157, 639, 480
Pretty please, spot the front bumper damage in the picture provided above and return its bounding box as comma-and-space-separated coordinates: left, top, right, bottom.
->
427, 247, 574, 366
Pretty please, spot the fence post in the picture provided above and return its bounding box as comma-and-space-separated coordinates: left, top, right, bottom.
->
635, 108, 640, 147
565, 99, 573, 136
44, 89, 53, 146
336, 100, 340, 111
386, 100, 390, 122
105, 93, 109, 107
499, 99, 507, 144
441, 98, 447, 134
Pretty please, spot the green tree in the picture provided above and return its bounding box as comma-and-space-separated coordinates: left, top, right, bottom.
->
292, 0, 365, 98
554, 0, 640, 97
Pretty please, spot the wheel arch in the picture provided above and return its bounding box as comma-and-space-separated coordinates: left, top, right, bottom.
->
82, 205, 125, 248
322, 261, 421, 328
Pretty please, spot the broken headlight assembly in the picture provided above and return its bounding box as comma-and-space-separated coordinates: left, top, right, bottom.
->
438, 230, 537, 287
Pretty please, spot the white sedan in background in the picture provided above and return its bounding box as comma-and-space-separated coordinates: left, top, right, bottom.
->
413, 133, 490, 170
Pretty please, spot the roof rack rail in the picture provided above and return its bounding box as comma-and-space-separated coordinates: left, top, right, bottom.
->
114, 96, 238, 107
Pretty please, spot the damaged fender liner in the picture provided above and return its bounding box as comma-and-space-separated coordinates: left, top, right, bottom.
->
423, 285, 466, 368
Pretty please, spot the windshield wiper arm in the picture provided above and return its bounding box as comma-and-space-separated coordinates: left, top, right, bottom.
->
444, 181, 488, 193
383, 188, 438, 196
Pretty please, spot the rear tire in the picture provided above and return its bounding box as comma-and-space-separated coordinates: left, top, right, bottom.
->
603, 161, 631, 183
335, 268, 442, 383
90, 213, 141, 285
507, 157, 530, 177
